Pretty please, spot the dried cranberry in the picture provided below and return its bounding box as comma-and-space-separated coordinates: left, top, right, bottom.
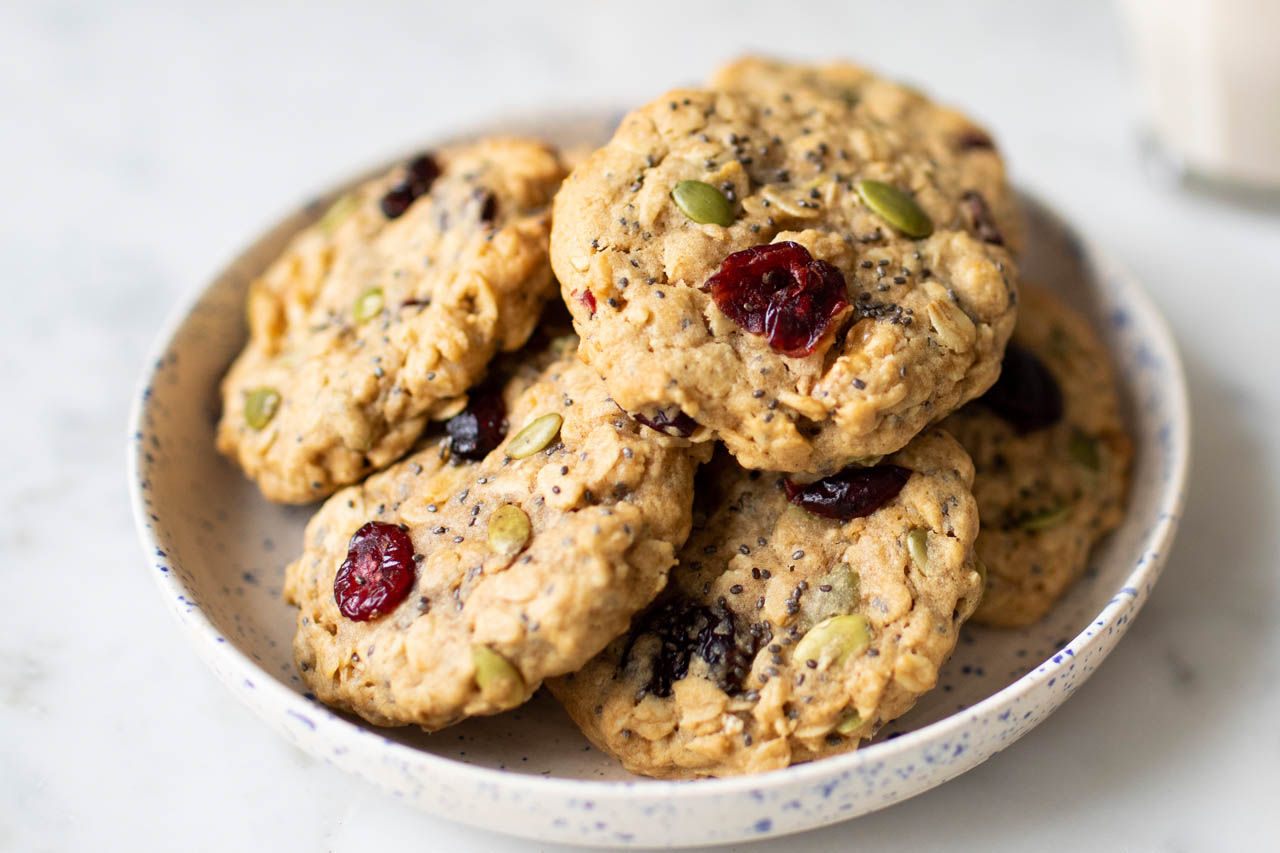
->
407, 154, 440, 186
334, 522, 416, 621
956, 128, 995, 151
478, 191, 497, 223
978, 343, 1063, 432
704, 241, 850, 357
784, 464, 911, 521
446, 389, 507, 460
380, 153, 440, 219
631, 408, 697, 438
378, 185, 415, 220
577, 289, 597, 314
621, 599, 757, 698
961, 190, 1004, 246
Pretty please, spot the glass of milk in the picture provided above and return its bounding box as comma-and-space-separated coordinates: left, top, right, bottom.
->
1121, 0, 1280, 192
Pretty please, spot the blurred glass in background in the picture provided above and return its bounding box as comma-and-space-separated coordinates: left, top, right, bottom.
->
1122, 0, 1280, 193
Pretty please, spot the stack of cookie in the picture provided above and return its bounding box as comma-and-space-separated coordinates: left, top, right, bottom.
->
218, 57, 1130, 779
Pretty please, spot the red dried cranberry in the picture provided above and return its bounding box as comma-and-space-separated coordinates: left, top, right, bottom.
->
978, 343, 1063, 433
631, 408, 698, 438
784, 464, 911, 521
380, 153, 440, 219
446, 389, 507, 460
334, 522, 416, 621
577, 289, 597, 314
961, 190, 1004, 246
704, 242, 850, 357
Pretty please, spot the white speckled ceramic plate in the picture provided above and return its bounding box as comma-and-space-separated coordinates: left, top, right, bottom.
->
128, 112, 1189, 848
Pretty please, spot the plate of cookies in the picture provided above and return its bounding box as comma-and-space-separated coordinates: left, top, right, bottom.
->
129, 57, 1189, 847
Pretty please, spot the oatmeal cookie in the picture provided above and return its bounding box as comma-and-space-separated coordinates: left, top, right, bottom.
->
942, 282, 1131, 627
219, 138, 566, 502
550, 64, 1017, 475
285, 346, 710, 730
549, 429, 982, 778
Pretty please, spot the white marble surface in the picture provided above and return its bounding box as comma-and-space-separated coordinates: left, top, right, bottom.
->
3, 1, 1278, 850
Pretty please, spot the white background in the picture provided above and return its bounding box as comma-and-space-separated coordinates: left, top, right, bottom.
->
4, 1, 1279, 850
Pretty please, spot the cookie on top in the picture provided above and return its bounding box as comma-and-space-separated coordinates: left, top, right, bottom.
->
550, 58, 1019, 476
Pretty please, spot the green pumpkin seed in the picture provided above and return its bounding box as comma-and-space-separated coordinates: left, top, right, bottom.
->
487, 504, 531, 557
317, 192, 359, 235
244, 387, 281, 430
471, 645, 524, 708
856, 179, 933, 238
793, 614, 873, 670
353, 286, 385, 323
800, 564, 860, 627
1069, 431, 1102, 471
836, 710, 863, 734
671, 180, 735, 227
1020, 502, 1070, 531
507, 413, 563, 459
907, 528, 929, 572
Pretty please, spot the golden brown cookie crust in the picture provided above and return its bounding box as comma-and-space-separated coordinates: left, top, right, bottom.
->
285, 347, 710, 731
550, 64, 1018, 476
943, 282, 1131, 627
549, 429, 982, 778
219, 138, 566, 503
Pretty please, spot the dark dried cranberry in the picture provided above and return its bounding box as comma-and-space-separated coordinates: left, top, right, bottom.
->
334, 522, 416, 621
631, 408, 697, 438
621, 599, 757, 698
577, 289, 597, 314
379, 153, 440, 219
407, 154, 440, 185
478, 191, 497, 223
961, 190, 1004, 246
978, 343, 1063, 433
784, 464, 911, 521
956, 128, 995, 151
446, 389, 507, 460
704, 241, 850, 357
378, 185, 416, 220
